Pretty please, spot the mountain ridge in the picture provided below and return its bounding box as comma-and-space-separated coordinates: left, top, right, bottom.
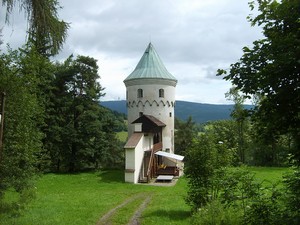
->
101, 100, 252, 123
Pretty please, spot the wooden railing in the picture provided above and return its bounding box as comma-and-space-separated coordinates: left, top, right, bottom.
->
153, 142, 162, 152
146, 142, 162, 182
146, 149, 154, 182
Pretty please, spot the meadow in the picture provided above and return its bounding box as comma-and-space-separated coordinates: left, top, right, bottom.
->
0, 167, 289, 225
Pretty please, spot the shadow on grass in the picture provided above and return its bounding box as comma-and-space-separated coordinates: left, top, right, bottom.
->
143, 209, 191, 222
97, 169, 124, 183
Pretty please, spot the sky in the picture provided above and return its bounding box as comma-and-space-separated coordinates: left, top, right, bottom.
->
0, 0, 263, 104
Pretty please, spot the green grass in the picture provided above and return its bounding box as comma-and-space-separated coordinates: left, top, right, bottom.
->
0, 170, 190, 225
110, 196, 145, 225
248, 166, 290, 187
0, 167, 289, 225
141, 178, 191, 225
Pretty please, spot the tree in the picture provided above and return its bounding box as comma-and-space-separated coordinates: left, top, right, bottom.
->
204, 120, 240, 164
225, 87, 250, 163
185, 120, 236, 210
65, 55, 103, 172
95, 108, 125, 169
44, 55, 123, 172
174, 116, 196, 155
217, 0, 300, 163
185, 135, 217, 211
45, 55, 104, 172
0, 47, 44, 211
1, 0, 69, 55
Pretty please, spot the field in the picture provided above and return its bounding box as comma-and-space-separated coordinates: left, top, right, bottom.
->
248, 166, 290, 185
0, 167, 289, 225
0, 170, 190, 225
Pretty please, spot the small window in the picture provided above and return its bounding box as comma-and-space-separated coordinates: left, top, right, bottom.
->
169, 112, 172, 117
159, 89, 164, 98
137, 89, 143, 98
139, 112, 143, 117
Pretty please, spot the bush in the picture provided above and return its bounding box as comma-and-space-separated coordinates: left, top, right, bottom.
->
185, 134, 235, 211
282, 166, 300, 225
184, 135, 217, 210
191, 199, 243, 225
190, 167, 289, 225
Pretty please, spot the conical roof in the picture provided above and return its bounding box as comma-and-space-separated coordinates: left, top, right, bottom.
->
124, 43, 177, 84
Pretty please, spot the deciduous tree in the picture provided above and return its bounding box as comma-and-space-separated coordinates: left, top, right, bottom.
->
174, 116, 196, 155
45, 55, 123, 172
218, 0, 300, 163
225, 87, 250, 163
0, 47, 44, 211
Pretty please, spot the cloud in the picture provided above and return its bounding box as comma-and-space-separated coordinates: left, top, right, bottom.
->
0, 0, 263, 104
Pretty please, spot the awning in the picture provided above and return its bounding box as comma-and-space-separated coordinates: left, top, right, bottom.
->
155, 151, 184, 161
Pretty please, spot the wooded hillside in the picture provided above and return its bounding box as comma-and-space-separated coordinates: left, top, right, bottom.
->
101, 100, 253, 123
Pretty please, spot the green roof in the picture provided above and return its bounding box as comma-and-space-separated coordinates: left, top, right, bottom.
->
124, 43, 177, 82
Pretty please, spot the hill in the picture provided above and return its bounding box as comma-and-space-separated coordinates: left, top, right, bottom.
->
101, 100, 252, 123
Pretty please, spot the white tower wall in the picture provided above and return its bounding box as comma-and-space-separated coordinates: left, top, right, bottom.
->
123, 43, 179, 183
126, 80, 176, 153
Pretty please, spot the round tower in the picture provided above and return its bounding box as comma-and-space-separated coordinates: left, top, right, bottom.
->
124, 43, 177, 153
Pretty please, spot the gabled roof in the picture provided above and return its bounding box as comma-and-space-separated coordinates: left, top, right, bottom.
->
124, 133, 143, 149
132, 114, 166, 127
124, 43, 177, 83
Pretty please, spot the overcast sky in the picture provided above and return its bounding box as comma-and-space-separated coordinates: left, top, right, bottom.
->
1, 0, 263, 104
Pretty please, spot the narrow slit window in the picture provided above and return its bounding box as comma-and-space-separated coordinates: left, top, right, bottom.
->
159, 89, 164, 98
137, 89, 143, 98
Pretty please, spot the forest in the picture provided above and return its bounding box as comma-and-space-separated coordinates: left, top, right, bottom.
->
180, 0, 300, 223
0, 0, 299, 224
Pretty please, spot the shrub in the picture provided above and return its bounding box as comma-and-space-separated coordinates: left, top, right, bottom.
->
282, 166, 300, 225
191, 199, 243, 225
184, 135, 217, 210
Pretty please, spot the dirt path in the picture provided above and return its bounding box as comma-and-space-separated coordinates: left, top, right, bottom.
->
96, 193, 152, 225
127, 194, 152, 225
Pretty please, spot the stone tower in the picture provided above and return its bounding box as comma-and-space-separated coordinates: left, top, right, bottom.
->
124, 43, 177, 153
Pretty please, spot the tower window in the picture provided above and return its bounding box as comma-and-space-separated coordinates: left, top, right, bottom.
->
159, 89, 164, 98
137, 89, 143, 98
169, 112, 172, 117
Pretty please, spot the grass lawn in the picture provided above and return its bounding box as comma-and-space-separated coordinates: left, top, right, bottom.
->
0, 170, 190, 225
0, 167, 290, 225
248, 166, 290, 187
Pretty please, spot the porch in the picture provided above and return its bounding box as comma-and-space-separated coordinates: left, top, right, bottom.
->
140, 143, 184, 183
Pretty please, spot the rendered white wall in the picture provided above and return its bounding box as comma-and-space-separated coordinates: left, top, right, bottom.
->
126, 81, 176, 153
134, 135, 153, 183
125, 148, 135, 183
124, 134, 149, 183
